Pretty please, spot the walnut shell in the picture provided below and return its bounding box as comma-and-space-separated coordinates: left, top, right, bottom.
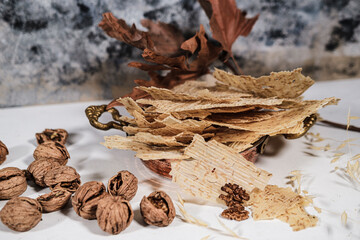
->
0, 167, 27, 200
96, 195, 134, 235
0, 141, 9, 165
33, 141, 70, 165
44, 165, 81, 193
72, 181, 108, 220
107, 170, 138, 201
37, 189, 72, 213
27, 159, 61, 187
36, 128, 68, 145
140, 191, 176, 227
0, 197, 42, 232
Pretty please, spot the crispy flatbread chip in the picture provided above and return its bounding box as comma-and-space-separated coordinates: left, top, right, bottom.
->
135, 150, 187, 160
170, 106, 257, 120
171, 111, 211, 120
248, 185, 318, 231
132, 110, 165, 128
213, 68, 315, 98
138, 86, 199, 101
117, 97, 145, 116
157, 116, 212, 132
138, 85, 252, 102
277, 205, 318, 231
170, 135, 272, 203
136, 98, 285, 113
204, 98, 338, 135
129, 132, 186, 147
248, 185, 302, 220
227, 141, 254, 153
211, 129, 262, 144
206, 111, 278, 124
102, 135, 188, 160
123, 125, 184, 136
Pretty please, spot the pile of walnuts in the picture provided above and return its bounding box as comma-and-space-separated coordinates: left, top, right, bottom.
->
0, 129, 176, 234
219, 183, 250, 221
0, 129, 81, 231
72, 170, 176, 234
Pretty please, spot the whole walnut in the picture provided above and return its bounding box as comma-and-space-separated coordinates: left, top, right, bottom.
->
44, 165, 81, 193
72, 181, 108, 219
27, 159, 61, 187
0, 141, 9, 165
36, 128, 68, 145
0, 197, 42, 232
0, 167, 27, 200
107, 170, 138, 201
33, 141, 70, 165
96, 195, 134, 235
37, 189, 72, 213
140, 191, 176, 227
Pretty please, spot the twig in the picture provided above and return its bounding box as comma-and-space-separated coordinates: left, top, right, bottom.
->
224, 60, 239, 75
230, 54, 243, 75
316, 119, 360, 133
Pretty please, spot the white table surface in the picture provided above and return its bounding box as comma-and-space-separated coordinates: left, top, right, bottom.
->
0, 78, 360, 240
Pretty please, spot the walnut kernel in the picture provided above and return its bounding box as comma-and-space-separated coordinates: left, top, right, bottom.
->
0, 197, 42, 232
140, 191, 176, 227
107, 170, 138, 201
0, 167, 27, 200
96, 195, 134, 234
219, 183, 250, 221
72, 181, 108, 220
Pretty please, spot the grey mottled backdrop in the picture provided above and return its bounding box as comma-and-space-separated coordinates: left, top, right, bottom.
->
0, 0, 359, 107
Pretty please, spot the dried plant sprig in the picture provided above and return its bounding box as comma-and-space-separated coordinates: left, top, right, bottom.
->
287, 170, 302, 194
176, 193, 246, 239
177, 192, 185, 207
176, 193, 208, 227
177, 203, 209, 227
346, 160, 360, 184
200, 235, 211, 240
341, 211, 348, 226
217, 217, 246, 240
351, 154, 360, 161
286, 170, 320, 212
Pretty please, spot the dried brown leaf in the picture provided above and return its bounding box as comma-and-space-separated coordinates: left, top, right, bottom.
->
141, 19, 185, 56
142, 48, 188, 70
181, 25, 222, 71
207, 0, 258, 53
99, 12, 154, 50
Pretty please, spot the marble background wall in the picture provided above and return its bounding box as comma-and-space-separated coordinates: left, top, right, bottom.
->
0, 0, 359, 107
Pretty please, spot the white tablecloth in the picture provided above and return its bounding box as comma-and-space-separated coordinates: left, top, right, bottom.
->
0, 78, 360, 239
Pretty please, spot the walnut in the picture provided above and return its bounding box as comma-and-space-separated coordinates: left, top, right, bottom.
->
33, 141, 70, 165
37, 189, 72, 213
0, 141, 9, 165
96, 195, 134, 235
72, 181, 108, 220
44, 165, 81, 193
0, 197, 42, 232
27, 159, 61, 187
0, 167, 27, 200
140, 191, 176, 227
36, 128, 68, 145
219, 183, 250, 221
107, 170, 138, 201
221, 205, 249, 221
